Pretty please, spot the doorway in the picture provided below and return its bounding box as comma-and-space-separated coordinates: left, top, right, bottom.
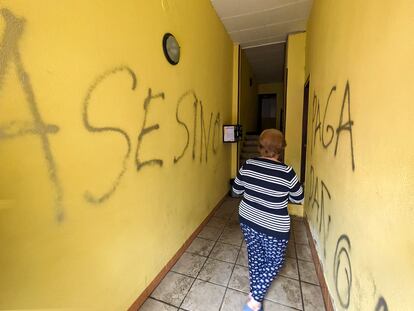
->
258, 93, 277, 132
300, 78, 310, 183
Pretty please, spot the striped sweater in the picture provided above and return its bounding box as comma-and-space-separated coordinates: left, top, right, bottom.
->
232, 158, 304, 239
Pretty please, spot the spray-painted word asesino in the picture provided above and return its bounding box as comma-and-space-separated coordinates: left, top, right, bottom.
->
82, 67, 221, 204
0, 9, 222, 221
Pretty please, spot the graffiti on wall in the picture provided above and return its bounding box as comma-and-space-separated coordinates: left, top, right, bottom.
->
0, 9, 224, 218
173, 90, 221, 163
332, 234, 390, 310
374, 297, 389, 311
310, 81, 355, 171
308, 165, 331, 258
309, 82, 390, 310
83, 68, 223, 204
334, 234, 352, 308
0, 8, 64, 221
174, 90, 197, 163
82, 66, 135, 204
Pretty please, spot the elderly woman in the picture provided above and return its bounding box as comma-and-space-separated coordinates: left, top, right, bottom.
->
232, 129, 304, 311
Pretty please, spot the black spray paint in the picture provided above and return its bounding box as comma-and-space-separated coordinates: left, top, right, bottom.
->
374, 297, 388, 311
135, 88, 165, 171
0, 9, 64, 221
308, 166, 332, 258
311, 81, 355, 171
82, 66, 136, 204
212, 113, 221, 154
334, 234, 352, 309
334, 81, 355, 171
173, 91, 221, 164
322, 86, 336, 148
192, 96, 197, 160
174, 90, 197, 163
199, 101, 213, 162
311, 92, 321, 152
0, 9, 223, 212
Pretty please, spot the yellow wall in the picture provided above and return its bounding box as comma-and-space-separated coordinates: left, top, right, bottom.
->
284, 33, 306, 179
231, 44, 240, 177
257, 82, 284, 130
0, 1, 234, 309
305, 0, 414, 310
284, 33, 306, 217
239, 49, 258, 133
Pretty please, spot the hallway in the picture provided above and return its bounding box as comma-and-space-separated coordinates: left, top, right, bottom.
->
1, 0, 413, 310
140, 197, 325, 311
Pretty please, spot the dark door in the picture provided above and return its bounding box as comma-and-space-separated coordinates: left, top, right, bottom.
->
258, 94, 277, 132
300, 78, 310, 183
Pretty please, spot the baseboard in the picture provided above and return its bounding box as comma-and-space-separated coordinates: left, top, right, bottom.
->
304, 218, 334, 311
128, 193, 229, 311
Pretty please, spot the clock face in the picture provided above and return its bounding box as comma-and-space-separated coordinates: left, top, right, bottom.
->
163, 33, 180, 65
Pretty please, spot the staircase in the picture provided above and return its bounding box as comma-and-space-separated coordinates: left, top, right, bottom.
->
240, 134, 260, 166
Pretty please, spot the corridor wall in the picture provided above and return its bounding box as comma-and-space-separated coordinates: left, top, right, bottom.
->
285, 33, 306, 217
239, 49, 258, 133
0, 0, 234, 309
285, 33, 306, 181
304, 0, 414, 310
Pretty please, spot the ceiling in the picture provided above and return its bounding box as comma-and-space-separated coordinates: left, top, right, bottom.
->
244, 43, 285, 83
210, 0, 312, 83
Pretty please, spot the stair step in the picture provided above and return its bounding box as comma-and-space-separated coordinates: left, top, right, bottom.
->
244, 140, 259, 146
242, 146, 259, 153
245, 135, 260, 141
240, 152, 260, 159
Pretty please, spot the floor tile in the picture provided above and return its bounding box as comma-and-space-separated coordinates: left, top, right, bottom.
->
171, 252, 207, 277
262, 299, 300, 311
150, 272, 194, 307
218, 227, 243, 246
279, 257, 299, 280
220, 288, 246, 311
142, 215, 329, 311
214, 202, 235, 219
198, 225, 222, 241
286, 241, 296, 259
266, 275, 302, 310
294, 229, 309, 245
236, 245, 248, 267
230, 209, 240, 218
292, 219, 305, 231
181, 279, 226, 311
197, 258, 234, 286
228, 265, 250, 293
207, 217, 228, 229
187, 238, 215, 256
298, 260, 319, 285
224, 218, 240, 229
221, 199, 240, 209
139, 298, 178, 310
301, 282, 325, 311
210, 242, 240, 263
293, 225, 306, 234
296, 244, 312, 262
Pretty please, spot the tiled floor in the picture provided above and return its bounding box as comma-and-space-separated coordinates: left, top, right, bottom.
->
139, 197, 326, 311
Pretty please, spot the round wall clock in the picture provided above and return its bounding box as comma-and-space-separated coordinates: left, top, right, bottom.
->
162, 33, 180, 65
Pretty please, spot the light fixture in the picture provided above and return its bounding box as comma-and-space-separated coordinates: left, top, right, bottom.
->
162, 33, 180, 65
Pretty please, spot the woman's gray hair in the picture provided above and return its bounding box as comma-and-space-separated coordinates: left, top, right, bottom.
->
258, 129, 287, 158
